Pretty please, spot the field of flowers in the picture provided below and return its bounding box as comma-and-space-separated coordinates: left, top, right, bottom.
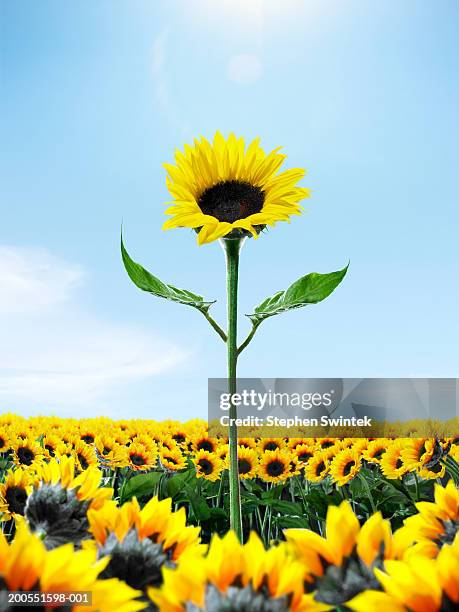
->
1, 413, 459, 611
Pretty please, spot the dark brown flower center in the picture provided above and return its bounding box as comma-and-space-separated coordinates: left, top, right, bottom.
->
197, 440, 214, 452
5, 485, 28, 515
198, 181, 265, 223
17, 447, 34, 465
238, 459, 252, 474
343, 460, 355, 476
78, 454, 89, 470
130, 453, 146, 466
81, 434, 94, 444
315, 461, 325, 476
198, 458, 214, 475
263, 442, 279, 452
266, 460, 285, 477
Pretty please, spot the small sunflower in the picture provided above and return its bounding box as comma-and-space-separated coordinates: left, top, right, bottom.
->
305, 453, 330, 483
329, 448, 362, 486
193, 449, 222, 482
42, 434, 67, 460
0, 426, 12, 453
237, 437, 258, 450
257, 437, 286, 453
192, 434, 218, 454
159, 445, 187, 472
126, 442, 157, 472
215, 443, 229, 465
363, 439, 389, 464
11, 437, 44, 468
0, 467, 32, 521
380, 441, 408, 479
163, 132, 310, 245
95, 435, 128, 469
73, 439, 98, 472
293, 443, 315, 466
236, 446, 259, 479
317, 437, 339, 450
258, 448, 292, 483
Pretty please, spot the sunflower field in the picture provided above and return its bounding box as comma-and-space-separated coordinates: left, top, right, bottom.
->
0, 413, 459, 611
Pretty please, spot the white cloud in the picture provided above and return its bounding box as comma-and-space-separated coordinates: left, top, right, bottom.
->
0, 246, 84, 314
0, 246, 187, 415
227, 53, 263, 84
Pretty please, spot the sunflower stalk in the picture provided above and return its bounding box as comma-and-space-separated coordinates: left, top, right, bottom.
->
222, 237, 244, 542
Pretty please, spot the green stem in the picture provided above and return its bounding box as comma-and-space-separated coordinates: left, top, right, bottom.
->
222, 237, 244, 542
357, 472, 377, 514
201, 310, 227, 342
237, 322, 260, 355
413, 471, 420, 501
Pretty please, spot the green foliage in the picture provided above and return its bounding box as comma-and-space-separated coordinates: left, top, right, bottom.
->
121, 233, 215, 314
247, 264, 348, 327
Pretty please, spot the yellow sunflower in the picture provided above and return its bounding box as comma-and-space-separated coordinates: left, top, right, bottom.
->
305, 452, 330, 482
11, 437, 44, 468
237, 446, 259, 479
42, 434, 68, 460
126, 442, 158, 472
329, 447, 362, 486
0, 525, 144, 612
363, 438, 389, 464
257, 437, 286, 453
258, 448, 292, 483
88, 496, 203, 562
193, 449, 223, 482
348, 538, 459, 612
292, 443, 315, 466
0, 426, 12, 453
73, 439, 98, 472
380, 440, 408, 479
163, 132, 310, 245
192, 434, 218, 454
159, 446, 187, 472
402, 480, 459, 554
0, 468, 33, 521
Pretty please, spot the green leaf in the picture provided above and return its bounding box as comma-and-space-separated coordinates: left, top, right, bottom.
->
121, 472, 162, 501
273, 515, 310, 529
121, 233, 215, 314
247, 264, 349, 326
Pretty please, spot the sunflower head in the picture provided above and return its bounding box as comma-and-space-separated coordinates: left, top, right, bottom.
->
193, 449, 222, 482
0, 467, 32, 521
329, 448, 362, 487
24, 482, 92, 549
237, 446, 259, 480
99, 529, 168, 592
163, 132, 310, 245
258, 448, 292, 483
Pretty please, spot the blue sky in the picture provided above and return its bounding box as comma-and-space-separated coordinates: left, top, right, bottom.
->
1, 0, 458, 420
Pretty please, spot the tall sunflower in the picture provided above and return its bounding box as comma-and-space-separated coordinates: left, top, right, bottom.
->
163, 132, 310, 245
